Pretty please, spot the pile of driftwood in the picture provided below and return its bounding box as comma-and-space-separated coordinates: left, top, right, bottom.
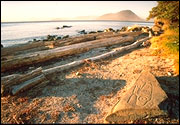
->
1, 30, 150, 96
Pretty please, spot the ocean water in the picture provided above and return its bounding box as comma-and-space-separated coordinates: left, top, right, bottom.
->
1, 21, 154, 47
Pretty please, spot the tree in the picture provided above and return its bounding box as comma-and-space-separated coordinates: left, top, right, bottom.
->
147, 1, 179, 24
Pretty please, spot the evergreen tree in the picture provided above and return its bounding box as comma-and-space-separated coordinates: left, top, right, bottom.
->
147, 1, 179, 24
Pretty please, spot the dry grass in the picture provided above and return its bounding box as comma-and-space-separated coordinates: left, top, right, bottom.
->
150, 27, 179, 75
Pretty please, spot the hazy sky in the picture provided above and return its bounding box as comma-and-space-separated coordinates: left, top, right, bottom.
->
1, 1, 157, 22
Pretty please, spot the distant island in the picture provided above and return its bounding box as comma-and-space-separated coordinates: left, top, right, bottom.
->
96, 10, 144, 21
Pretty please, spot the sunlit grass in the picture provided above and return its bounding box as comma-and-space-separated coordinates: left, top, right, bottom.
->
150, 27, 179, 75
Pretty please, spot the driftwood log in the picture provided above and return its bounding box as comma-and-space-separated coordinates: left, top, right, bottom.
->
1, 35, 135, 72
1, 31, 142, 57
55, 31, 142, 47
1, 67, 45, 95
1, 41, 57, 57
11, 73, 48, 95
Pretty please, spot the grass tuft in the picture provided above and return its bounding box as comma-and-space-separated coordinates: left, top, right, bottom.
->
150, 27, 179, 75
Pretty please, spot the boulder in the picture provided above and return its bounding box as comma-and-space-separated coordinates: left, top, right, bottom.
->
47, 35, 57, 41
89, 31, 97, 34
56, 36, 62, 40
105, 70, 168, 123
104, 28, 114, 32
78, 30, 87, 34
62, 35, 69, 39
127, 25, 142, 32
97, 30, 103, 33
120, 26, 128, 32
115, 29, 120, 33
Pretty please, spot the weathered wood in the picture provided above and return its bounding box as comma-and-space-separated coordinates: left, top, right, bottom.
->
42, 37, 150, 76
43, 60, 85, 76
1, 31, 142, 57
1, 36, 135, 72
1, 41, 57, 56
11, 74, 47, 95
56, 31, 142, 47
86, 37, 150, 61
1, 67, 42, 88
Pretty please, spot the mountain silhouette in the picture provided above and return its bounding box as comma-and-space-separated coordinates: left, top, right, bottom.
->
96, 10, 144, 21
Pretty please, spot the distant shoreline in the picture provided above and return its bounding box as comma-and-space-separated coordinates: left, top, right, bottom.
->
1, 20, 154, 24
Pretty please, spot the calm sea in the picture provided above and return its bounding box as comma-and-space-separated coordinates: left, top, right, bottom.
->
1, 20, 154, 47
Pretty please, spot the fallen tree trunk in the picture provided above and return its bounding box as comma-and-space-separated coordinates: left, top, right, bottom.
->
1, 36, 135, 72
1, 31, 142, 57
1, 67, 42, 95
55, 31, 142, 47
43, 37, 151, 76
1, 41, 58, 57
11, 73, 48, 95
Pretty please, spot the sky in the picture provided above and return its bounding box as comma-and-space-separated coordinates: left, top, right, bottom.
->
1, 1, 157, 22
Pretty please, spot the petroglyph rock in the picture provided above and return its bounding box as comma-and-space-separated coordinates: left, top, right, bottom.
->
105, 70, 168, 123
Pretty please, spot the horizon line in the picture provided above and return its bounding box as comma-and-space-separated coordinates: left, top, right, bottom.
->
1, 20, 153, 23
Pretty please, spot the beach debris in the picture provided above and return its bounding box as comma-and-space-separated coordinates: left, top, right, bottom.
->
105, 70, 168, 123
